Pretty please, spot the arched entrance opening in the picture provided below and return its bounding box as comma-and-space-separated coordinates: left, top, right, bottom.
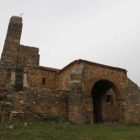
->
91, 80, 120, 123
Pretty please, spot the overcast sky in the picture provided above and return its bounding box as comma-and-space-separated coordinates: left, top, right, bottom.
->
0, 0, 140, 86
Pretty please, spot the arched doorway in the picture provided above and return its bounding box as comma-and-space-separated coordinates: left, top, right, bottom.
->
91, 80, 120, 123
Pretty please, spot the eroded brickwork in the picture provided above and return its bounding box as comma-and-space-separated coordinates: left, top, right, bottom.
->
67, 60, 140, 124
18, 45, 39, 67
57, 62, 84, 90
24, 67, 58, 89
0, 16, 22, 90
0, 16, 22, 69
82, 62, 127, 123
0, 16, 140, 124
0, 89, 68, 122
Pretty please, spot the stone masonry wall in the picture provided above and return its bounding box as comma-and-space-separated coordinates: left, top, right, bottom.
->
24, 67, 58, 89
123, 79, 140, 123
0, 16, 22, 69
0, 89, 68, 122
18, 45, 39, 68
58, 63, 84, 90
0, 69, 11, 90
84, 63, 127, 95
81, 63, 127, 124
0, 16, 22, 90
80, 63, 140, 124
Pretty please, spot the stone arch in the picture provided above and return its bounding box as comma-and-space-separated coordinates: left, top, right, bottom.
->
91, 79, 121, 123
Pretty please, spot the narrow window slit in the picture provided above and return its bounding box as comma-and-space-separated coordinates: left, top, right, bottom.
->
42, 78, 46, 85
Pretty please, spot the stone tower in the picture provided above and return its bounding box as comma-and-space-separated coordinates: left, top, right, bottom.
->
0, 16, 22, 69
0, 16, 22, 90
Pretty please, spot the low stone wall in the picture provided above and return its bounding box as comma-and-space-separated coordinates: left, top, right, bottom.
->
123, 79, 140, 123
0, 88, 68, 122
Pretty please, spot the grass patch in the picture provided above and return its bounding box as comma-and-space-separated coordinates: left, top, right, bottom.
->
0, 120, 140, 140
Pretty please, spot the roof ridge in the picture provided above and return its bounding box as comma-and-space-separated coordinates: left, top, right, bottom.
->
59, 59, 127, 73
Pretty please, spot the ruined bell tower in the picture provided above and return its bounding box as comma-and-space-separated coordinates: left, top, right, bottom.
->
0, 16, 22, 69
0, 16, 22, 90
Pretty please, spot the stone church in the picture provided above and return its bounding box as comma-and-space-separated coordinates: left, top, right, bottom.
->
0, 16, 140, 124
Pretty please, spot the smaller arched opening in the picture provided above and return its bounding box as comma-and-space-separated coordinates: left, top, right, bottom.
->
91, 80, 120, 123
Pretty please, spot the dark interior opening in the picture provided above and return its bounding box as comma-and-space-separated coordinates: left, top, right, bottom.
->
15, 68, 23, 92
91, 80, 115, 123
42, 78, 46, 85
106, 95, 112, 102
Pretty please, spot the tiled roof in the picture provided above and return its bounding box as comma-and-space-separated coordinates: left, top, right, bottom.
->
39, 66, 60, 72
